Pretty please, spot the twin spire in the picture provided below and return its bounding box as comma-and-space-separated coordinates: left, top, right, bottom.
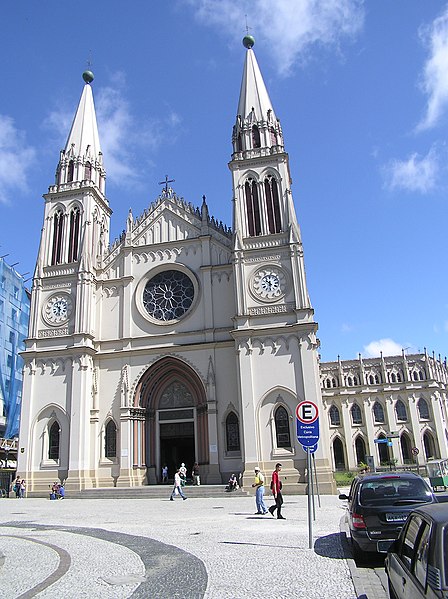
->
233, 36, 284, 159
55, 70, 105, 193
56, 37, 280, 192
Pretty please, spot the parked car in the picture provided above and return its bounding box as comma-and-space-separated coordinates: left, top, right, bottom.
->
339, 472, 436, 560
385, 503, 448, 598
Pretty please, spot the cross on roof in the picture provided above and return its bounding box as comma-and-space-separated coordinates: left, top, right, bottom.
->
158, 175, 175, 193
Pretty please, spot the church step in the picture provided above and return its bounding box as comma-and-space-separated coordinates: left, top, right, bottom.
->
24, 485, 250, 499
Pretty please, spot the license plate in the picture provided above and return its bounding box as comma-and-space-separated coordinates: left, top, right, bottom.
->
385, 513, 407, 522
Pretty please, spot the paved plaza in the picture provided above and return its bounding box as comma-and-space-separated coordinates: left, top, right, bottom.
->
0, 491, 369, 598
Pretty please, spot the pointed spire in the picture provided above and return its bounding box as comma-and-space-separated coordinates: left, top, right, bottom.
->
232, 37, 284, 158
65, 71, 101, 159
56, 71, 106, 193
237, 36, 277, 123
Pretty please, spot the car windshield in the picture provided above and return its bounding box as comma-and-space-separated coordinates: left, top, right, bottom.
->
359, 478, 432, 506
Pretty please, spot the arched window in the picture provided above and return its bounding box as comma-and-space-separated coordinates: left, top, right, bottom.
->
252, 125, 261, 148
400, 433, 412, 463
368, 375, 374, 385
351, 403, 362, 425
396, 372, 402, 382
347, 376, 353, 387
245, 179, 261, 236
372, 401, 385, 424
418, 398, 430, 420
413, 371, 419, 381
48, 421, 60, 460
67, 207, 80, 263
333, 437, 346, 470
226, 412, 240, 452
264, 175, 281, 234
355, 436, 366, 466
105, 420, 117, 458
390, 373, 397, 383
423, 431, 437, 460
237, 133, 242, 152
377, 434, 389, 464
51, 210, 64, 265
67, 160, 74, 182
353, 376, 359, 386
395, 399, 407, 422
329, 405, 340, 426
419, 370, 425, 381
375, 374, 381, 384
274, 406, 291, 448
84, 161, 92, 181
270, 128, 278, 146
325, 379, 331, 389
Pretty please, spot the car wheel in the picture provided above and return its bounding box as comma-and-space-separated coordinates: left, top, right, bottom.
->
388, 579, 398, 599
350, 537, 365, 564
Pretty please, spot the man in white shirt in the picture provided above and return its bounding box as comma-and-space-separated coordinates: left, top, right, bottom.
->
170, 469, 188, 501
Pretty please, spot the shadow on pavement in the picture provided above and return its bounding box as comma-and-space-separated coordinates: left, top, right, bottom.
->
313, 532, 347, 559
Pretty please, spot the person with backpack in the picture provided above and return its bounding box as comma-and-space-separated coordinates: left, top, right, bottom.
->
269, 463, 285, 519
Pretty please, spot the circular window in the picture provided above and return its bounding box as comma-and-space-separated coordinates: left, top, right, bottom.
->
142, 269, 195, 322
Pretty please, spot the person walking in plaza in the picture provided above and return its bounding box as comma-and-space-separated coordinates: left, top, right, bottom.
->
20, 479, 26, 498
269, 463, 285, 519
179, 462, 187, 486
13, 476, 21, 498
192, 462, 200, 486
162, 465, 168, 484
252, 466, 268, 514
170, 469, 188, 501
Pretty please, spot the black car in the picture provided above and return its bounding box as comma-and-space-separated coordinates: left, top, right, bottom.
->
339, 472, 436, 559
385, 503, 448, 598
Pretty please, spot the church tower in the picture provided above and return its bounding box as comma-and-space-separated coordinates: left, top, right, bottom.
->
19, 71, 111, 490
230, 37, 335, 491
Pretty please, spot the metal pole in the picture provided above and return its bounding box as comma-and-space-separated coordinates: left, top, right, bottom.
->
310, 449, 316, 521
312, 452, 321, 508
307, 448, 313, 549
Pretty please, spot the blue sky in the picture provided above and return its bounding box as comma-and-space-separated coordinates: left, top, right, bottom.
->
1, 1, 448, 362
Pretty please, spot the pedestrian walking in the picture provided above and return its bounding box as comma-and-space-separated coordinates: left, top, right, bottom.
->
192, 462, 200, 486
162, 465, 168, 484
268, 463, 285, 519
13, 476, 21, 498
170, 469, 188, 501
20, 479, 26, 498
252, 467, 268, 514
179, 462, 187, 486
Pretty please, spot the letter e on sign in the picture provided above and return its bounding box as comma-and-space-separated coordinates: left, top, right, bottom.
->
296, 401, 319, 424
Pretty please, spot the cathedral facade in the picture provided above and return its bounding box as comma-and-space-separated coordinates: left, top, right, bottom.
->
17, 39, 448, 494
18, 38, 336, 493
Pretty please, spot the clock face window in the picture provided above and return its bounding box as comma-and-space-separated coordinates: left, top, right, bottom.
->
142, 270, 195, 322
44, 294, 73, 325
252, 267, 286, 301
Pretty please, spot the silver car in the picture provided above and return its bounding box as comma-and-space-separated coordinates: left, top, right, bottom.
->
385, 503, 448, 598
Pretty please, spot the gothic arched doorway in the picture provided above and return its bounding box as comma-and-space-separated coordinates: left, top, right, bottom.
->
332, 437, 346, 470
134, 357, 209, 483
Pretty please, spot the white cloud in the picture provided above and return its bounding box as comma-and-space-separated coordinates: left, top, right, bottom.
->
383, 146, 439, 193
0, 115, 36, 204
186, 0, 364, 76
363, 338, 405, 358
417, 6, 448, 131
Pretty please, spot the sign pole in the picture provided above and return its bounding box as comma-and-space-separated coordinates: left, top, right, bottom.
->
309, 448, 316, 521
312, 452, 321, 508
307, 447, 313, 549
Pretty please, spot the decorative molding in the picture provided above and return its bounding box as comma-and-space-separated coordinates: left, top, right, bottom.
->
249, 303, 292, 316
38, 328, 69, 338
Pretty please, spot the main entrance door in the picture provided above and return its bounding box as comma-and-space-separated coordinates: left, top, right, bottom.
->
134, 356, 210, 484
160, 420, 195, 483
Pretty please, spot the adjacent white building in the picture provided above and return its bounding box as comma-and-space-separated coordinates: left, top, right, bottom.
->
321, 352, 448, 471
17, 38, 448, 494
